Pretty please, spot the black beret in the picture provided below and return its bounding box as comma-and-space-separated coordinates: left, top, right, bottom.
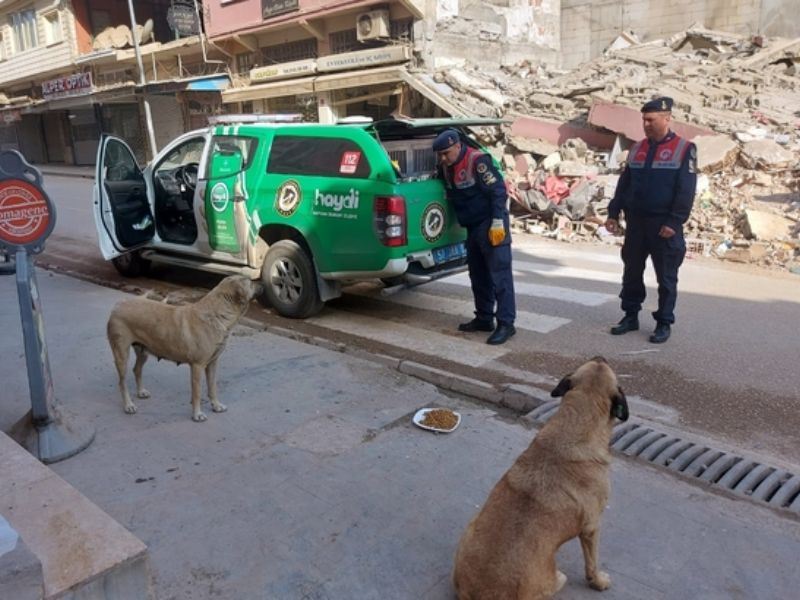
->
641, 97, 673, 113
432, 128, 461, 152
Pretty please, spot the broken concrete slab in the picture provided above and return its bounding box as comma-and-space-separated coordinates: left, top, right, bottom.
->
510, 114, 616, 149
743, 209, 794, 240
739, 139, 795, 170
556, 160, 599, 178
587, 99, 716, 141
507, 134, 558, 156
541, 152, 561, 171
693, 134, 739, 173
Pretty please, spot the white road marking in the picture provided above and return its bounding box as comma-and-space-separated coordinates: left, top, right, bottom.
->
355, 290, 570, 334
307, 312, 507, 367
442, 272, 615, 306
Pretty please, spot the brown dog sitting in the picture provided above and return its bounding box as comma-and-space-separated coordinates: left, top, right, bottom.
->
107, 275, 262, 422
453, 356, 629, 600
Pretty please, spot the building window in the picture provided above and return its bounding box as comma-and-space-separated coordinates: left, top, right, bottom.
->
0, 33, 6, 61
11, 8, 38, 53
329, 29, 359, 54
236, 52, 254, 75
43, 10, 63, 45
261, 38, 317, 64
390, 19, 414, 42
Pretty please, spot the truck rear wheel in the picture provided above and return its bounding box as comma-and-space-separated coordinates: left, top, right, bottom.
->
111, 252, 150, 277
260, 240, 324, 318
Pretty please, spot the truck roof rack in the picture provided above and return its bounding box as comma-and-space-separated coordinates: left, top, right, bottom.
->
208, 113, 304, 125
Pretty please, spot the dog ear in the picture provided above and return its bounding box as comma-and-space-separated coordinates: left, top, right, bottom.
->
550, 374, 573, 397
611, 386, 629, 421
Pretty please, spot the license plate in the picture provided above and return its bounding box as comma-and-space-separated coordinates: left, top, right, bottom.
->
432, 242, 467, 265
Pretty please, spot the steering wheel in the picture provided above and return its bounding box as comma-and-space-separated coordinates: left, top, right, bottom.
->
180, 163, 199, 189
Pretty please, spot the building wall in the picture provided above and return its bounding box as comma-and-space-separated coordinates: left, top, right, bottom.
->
0, 0, 78, 88
203, 0, 399, 38
560, 0, 798, 69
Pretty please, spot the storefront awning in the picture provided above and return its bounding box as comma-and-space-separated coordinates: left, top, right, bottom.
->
221, 66, 407, 103
222, 76, 316, 103
144, 75, 231, 95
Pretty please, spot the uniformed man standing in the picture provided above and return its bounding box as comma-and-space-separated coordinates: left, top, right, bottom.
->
605, 97, 697, 343
433, 128, 516, 345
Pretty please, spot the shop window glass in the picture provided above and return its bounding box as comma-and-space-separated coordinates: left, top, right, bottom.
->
267, 136, 371, 178
11, 8, 38, 53
44, 11, 62, 45
261, 38, 317, 64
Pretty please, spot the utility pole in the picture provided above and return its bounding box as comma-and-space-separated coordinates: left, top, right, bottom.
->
127, 0, 158, 159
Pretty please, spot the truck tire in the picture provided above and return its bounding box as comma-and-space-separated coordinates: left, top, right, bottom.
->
260, 240, 324, 318
111, 252, 150, 277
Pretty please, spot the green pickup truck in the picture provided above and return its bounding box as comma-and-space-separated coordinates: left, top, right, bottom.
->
93, 116, 501, 318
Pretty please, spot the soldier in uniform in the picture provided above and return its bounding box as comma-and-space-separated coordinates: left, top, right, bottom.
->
605, 97, 698, 343
433, 128, 517, 345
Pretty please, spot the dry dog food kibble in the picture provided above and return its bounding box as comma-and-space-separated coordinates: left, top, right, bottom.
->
421, 409, 458, 430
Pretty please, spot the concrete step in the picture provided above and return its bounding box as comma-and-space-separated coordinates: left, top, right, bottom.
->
0, 432, 151, 599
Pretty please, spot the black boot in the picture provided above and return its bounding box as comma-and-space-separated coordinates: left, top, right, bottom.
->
487, 323, 516, 345
610, 313, 639, 335
458, 317, 495, 332
649, 322, 671, 344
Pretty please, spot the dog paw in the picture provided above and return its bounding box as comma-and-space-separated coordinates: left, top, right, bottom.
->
124, 404, 137, 414
588, 571, 611, 591
192, 412, 208, 422
211, 402, 227, 413
136, 389, 151, 399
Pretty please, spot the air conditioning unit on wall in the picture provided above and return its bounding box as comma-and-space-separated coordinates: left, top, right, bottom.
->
356, 10, 390, 42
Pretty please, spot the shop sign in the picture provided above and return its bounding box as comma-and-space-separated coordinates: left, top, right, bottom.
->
250, 59, 317, 83
262, 0, 299, 19
316, 45, 411, 73
1, 109, 22, 125
42, 72, 93, 100
167, 0, 200, 36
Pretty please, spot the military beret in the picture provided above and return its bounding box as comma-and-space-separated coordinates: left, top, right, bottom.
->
432, 128, 461, 152
641, 97, 673, 113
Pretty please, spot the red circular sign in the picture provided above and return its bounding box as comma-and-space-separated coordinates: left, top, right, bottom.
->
0, 179, 52, 246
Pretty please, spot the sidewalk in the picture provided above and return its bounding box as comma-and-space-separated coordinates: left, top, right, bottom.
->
2, 270, 800, 599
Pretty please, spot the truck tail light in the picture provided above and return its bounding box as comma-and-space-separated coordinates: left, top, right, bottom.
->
373, 195, 407, 247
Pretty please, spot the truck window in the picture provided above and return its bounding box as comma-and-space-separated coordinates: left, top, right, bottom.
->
267, 135, 371, 178
209, 135, 258, 169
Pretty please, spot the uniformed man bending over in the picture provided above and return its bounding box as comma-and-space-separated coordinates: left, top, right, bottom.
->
433, 128, 517, 345
605, 97, 698, 344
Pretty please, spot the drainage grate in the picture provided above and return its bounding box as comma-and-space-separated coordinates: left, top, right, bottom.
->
530, 403, 800, 516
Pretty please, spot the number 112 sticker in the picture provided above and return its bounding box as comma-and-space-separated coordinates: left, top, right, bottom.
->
339, 151, 361, 174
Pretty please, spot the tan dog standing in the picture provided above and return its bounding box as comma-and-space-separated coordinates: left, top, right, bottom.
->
107, 275, 262, 422
453, 356, 629, 599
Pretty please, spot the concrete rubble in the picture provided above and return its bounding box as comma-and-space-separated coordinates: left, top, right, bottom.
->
427, 26, 800, 271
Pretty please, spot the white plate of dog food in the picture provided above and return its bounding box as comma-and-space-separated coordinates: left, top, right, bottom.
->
413, 408, 461, 433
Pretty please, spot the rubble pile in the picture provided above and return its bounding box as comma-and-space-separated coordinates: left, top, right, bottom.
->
433, 26, 800, 271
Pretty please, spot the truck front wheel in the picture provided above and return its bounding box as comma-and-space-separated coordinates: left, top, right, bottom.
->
111, 252, 150, 277
259, 240, 324, 318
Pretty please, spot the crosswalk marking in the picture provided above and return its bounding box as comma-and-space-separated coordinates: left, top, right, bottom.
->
514, 260, 622, 285
352, 290, 570, 333
442, 272, 615, 307
515, 242, 622, 266
307, 312, 508, 366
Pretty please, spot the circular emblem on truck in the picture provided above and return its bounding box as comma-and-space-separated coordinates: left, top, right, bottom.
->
275, 180, 302, 217
421, 203, 445, 243
0, 179, 53, 248
210, 183, 229, 213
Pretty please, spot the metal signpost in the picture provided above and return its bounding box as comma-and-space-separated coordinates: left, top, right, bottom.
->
0, 150, 95, 463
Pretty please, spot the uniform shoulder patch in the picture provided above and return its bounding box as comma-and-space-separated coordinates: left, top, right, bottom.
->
476, 162, 488, 174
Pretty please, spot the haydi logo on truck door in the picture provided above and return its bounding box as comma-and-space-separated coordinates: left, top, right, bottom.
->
313, 188, 360, 219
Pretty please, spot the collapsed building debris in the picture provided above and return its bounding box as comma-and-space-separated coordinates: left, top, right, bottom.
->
425, 25, 800, 271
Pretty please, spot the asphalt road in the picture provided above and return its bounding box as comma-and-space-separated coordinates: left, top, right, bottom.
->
35, 174, 800, 465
